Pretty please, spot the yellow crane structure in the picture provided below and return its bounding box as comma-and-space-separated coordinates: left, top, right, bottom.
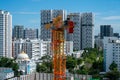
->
45, 16, 74, 80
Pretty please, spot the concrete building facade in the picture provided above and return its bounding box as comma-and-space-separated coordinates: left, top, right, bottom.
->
24, 28, 39, 39
81, 13, 94, 49
13, 39, 32, 58
13, 39, 41, 61
40, 40, 73, 57
0, 10, 12, 58
13, 25, 24, 40
67, 12, 94, 50
100, 25, 113, 39
67, 13, 81, 51
0, 68, 14, 80
40, 10, 66, 41
103, 37, 120, 72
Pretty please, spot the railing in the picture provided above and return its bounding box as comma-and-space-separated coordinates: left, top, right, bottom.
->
8, 72, 92, 80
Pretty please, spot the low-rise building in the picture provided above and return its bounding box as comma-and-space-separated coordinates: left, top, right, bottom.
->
13, 39, 40, 62
40, 40, 73, 58
72, 50, 84, 58
13, 39, 73, 61
94, 35, 103, 50
16, 51, 36, 75
0, 68, 14, 80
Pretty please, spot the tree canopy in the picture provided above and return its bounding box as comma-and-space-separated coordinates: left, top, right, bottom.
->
105, 61, 120, 80
109, 61, 117, 71
36, 55, 52, 73
0, 57, 19, 76
37, 48, 104, 77
105, 71, 120, 80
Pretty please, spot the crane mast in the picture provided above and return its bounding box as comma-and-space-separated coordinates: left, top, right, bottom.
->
45, 16, 74, 80
52, 29, 66, 80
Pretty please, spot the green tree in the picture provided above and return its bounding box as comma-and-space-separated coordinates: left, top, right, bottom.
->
90, 59, 103, 74
38, 55, 52, 73
66, 56, 77, 72
42, 61, 52, 73
78, 48, 104, 76
105, 61, 120, 80
77, 58, 82, 65
0, 57, 19, 76
109, 61, 117, 71
36, 63, 47, 72
105, 71, 120, 80
76, 66, 88, 74
41, 54, 51, 61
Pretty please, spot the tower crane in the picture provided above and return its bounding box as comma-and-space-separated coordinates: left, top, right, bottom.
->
45, 16, 74, 80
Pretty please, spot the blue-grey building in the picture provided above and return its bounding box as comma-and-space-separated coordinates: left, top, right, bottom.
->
13, 25, 24, 39
100, 25, 113, 39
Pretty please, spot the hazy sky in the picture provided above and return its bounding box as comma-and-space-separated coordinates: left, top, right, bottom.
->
0, 0, 120, 35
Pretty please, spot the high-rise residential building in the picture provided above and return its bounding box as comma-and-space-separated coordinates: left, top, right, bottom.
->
40, 10, 66, 41
81, 13, 94, 49
67, 12, 94, 50
24, 28, 39, 39
100, 25, 113, 39
0, 10, 12, 58
67, 13, 81, 50
13, 25, 24, 40
103, 37, 120, 72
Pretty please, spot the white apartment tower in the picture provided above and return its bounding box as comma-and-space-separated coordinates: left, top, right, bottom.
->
67, 12, 94, 50
103, 37, 120, 72
40, 10, 66, 41
0, 10, 12, 58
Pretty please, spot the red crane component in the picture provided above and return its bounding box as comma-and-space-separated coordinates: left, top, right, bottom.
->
68, 28, 73, 33
68, 21, 74, 33
45, 16, 74, 80
68, 21, 74, 28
